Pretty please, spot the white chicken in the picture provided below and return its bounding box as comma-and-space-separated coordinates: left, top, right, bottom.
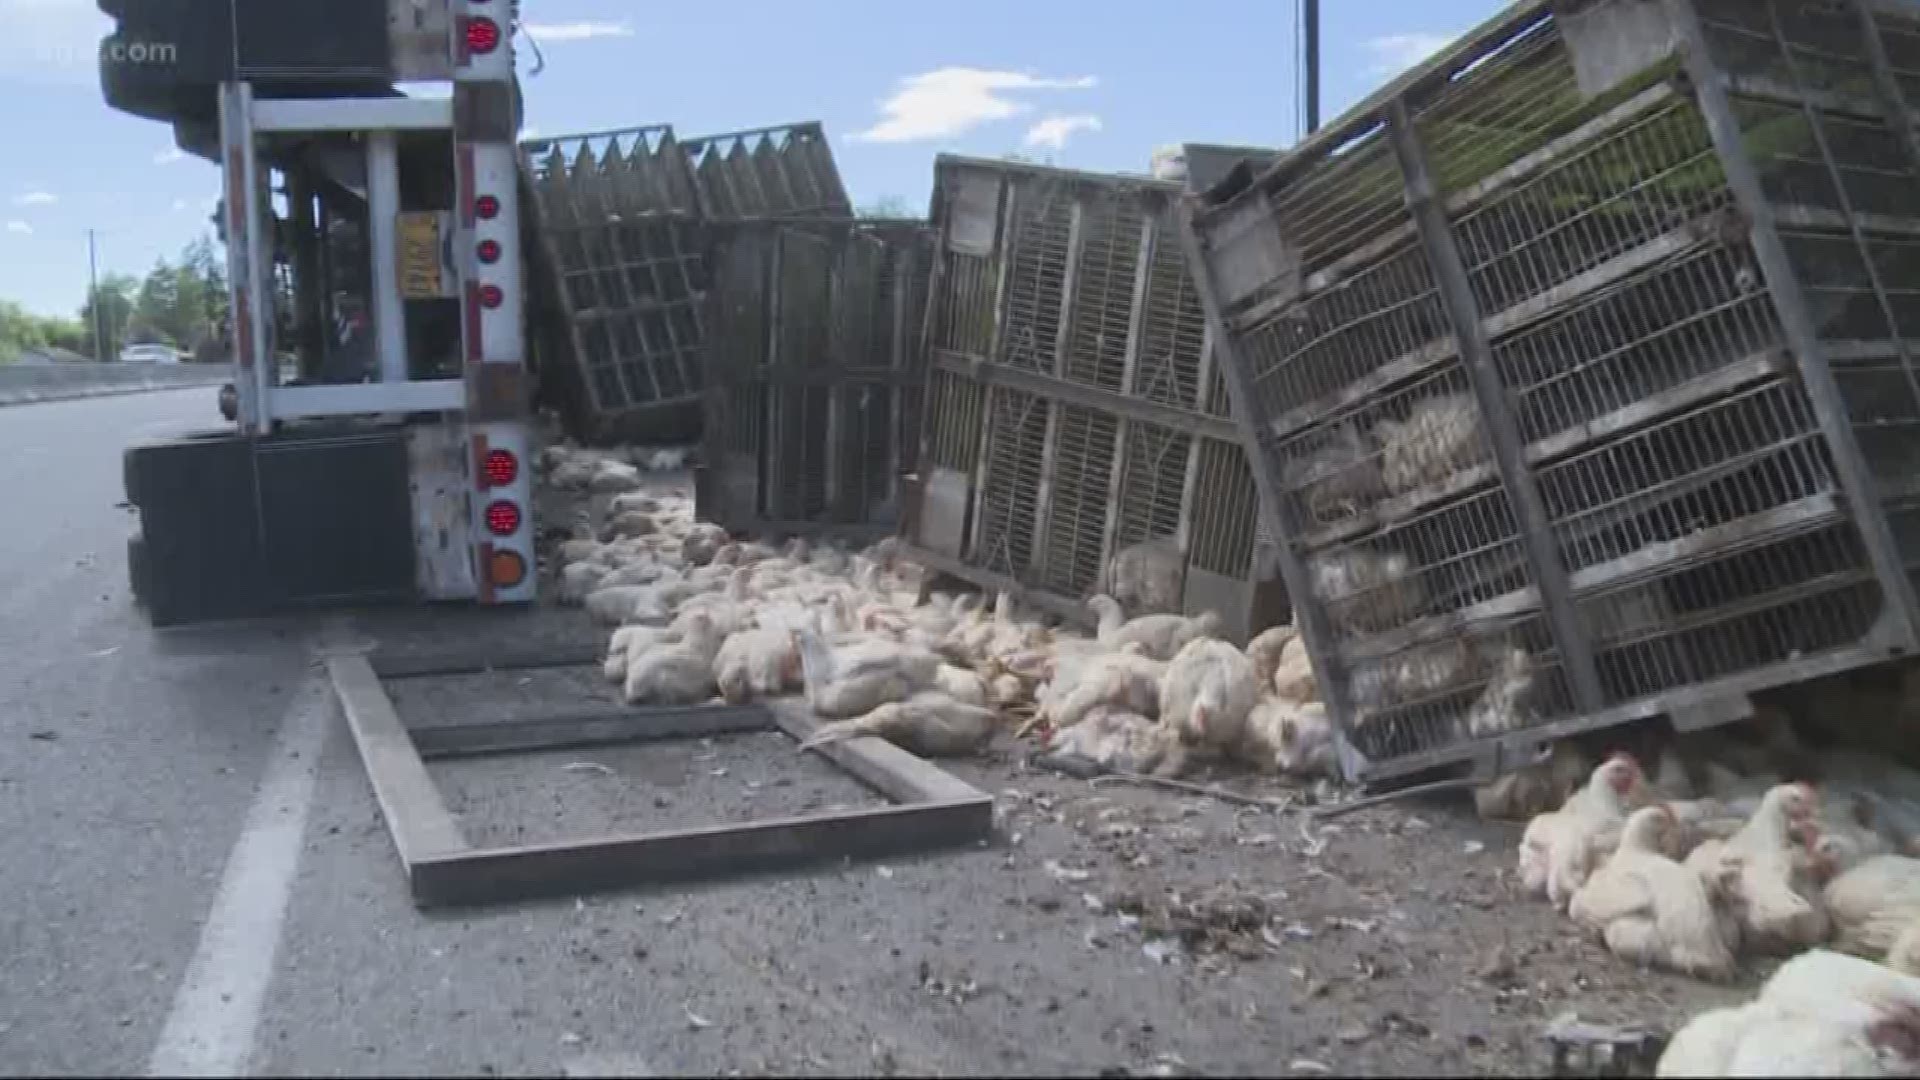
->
1271, 632, 1319, 704
1657, 949, 1920, 1077
1044, 704, 1187, 777
1372, 391, 1486, 496
1085, 595, 1223, 661
1474, 740, 1593, 823
1241, 698, 1335, 778
1517, 752, 1651, 909
1245, 624, 1297, 690
1688, 781, 1829, 953
603, 623, 678, 683
798, 691, 997, 758
1310, 548, 1425, 635
791, 615, 942, 719
622, 611, 724, 705
1568, 805, 1740, 981
1824, 855, 1920, 960
1037, 643, 1165, 731
712, 627, 801, 704
1103, 536, 1184, 615
1283, 422, 1385, 524
1157, 636, 1258, 753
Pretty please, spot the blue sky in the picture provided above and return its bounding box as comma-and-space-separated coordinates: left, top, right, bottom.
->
0, 0, 1495, 319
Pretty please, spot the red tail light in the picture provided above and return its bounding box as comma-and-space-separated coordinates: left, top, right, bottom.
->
483, 447, 518, 487
485, 499, 521, 536
466, 16, 501, 55
479, 284, 504, 308
475, 194, 500, 220
477, 239, 501, 264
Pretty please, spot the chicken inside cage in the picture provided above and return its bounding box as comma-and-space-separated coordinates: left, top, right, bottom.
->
1102, 535, 1184, 617
1373, 391, 1489, 497
1348, 636, 1485, 724
1309, 546, 1427, 635
1282, 422, 1386, 526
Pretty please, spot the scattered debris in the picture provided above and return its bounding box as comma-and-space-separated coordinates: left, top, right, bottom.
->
1044, 860, 1094, 884
683, 1005, 713, 1031
563, 761, 614, 776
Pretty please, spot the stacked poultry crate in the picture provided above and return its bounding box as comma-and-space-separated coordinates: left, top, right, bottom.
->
1180, 0, 1920, 784
519, 121, 853, 445
699, 217, 934, 540
904, 155, 1289, 641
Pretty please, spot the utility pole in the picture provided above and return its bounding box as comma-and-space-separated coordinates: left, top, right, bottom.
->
1304, 0, 1321, 135
87, 228, 108, 362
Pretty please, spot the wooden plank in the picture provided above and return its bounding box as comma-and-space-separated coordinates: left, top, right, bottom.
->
768, 701, 994, 805
370, 643, 604, 680
408, 799, 993, 908
327, 655, 467, 863
413, 704, 774, 760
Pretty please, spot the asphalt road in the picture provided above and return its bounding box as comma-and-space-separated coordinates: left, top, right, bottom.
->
0, 389, 1026, 1078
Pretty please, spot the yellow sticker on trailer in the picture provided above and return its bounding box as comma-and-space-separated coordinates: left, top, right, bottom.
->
398, 211, 446, 299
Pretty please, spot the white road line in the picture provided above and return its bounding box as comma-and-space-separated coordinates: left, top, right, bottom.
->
146, 670, 331, 1077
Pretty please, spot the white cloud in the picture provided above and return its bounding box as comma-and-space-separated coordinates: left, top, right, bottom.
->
155, 147, 186, 165
1363, 32, 1456, 77
851, 67, 1097, 144
12, 191, 56, 207
524, 21, 633, 43
171, 198, 189, 213
1024, 114, 1102, 151
5, 220, 32, 235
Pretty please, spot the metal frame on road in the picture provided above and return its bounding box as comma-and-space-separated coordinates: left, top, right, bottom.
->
327, 652, 995, 908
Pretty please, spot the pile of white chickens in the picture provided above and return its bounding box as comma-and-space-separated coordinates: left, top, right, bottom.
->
1509, 723, 1920, 1074
538, 444, 1338, 778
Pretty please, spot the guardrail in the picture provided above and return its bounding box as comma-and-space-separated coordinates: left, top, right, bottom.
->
0, 362, 228, 407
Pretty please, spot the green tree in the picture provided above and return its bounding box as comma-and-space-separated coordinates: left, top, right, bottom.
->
856, 195, 915, 220
129, 257, 183, 346
79, 273, 139, 360
0, 302, 86, 363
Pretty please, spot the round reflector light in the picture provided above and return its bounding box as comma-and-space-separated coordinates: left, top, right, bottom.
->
483, 447, 518, 487
489, 549, 527, 589
484, 499, 521, 536
467, 16, 501, 55
475, 194, 501, 220
477, 239, 502, 264
479, 284, 504, 309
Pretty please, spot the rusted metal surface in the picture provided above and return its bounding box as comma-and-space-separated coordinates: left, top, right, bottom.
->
1181, 0, 1920, 784
699, 217, 934, 540
904, 154, 1290, 643
519, 121, 853, 445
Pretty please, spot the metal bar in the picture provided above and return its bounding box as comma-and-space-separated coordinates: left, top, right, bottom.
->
1849, 0, 1920, 188
328, 656, 468, 863
1096, 213, 1158, 593
1028, 199, 1086, 577
1303, 0, 1322, 134
929, 350, 1241, 442
253, 95, 453, 133
1177, 200, 1361, 784
1761, 1, 1920, 444
269, 379, 466, 418
367, 131, 409, 385
1665, 0, 1920, 651
412, 704, 774, 759
1173, 328, 1218, 587
1385, 96, 1608, 717
408, 799, 991, 908
963, 177, 1020, 563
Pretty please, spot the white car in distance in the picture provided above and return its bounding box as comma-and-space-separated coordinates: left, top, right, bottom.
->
119, 343, 183, 364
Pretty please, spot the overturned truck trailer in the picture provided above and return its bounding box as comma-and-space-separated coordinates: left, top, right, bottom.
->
903, 154, 1288, 642
698, 218, 935, 540
1181, 0, 1920, 784
520, 122, 852, 445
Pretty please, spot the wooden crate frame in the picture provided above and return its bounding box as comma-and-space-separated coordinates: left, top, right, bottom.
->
327, 651, 995, 908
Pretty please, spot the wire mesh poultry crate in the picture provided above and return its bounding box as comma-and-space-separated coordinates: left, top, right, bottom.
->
904, 154, 1289, 641
520, 121, 853, 445
1179, 0, 1920, 784
698, 217, 935, 542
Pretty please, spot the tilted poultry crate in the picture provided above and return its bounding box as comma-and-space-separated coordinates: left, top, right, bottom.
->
698, 217, 935, 542
1179, 0, 1920, 783
903, 154, 1290, 641
520, 121, 853, 445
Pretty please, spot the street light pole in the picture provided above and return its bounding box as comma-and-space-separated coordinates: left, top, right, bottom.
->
1304, 0, 1321, 135
87, 228, 108, 362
